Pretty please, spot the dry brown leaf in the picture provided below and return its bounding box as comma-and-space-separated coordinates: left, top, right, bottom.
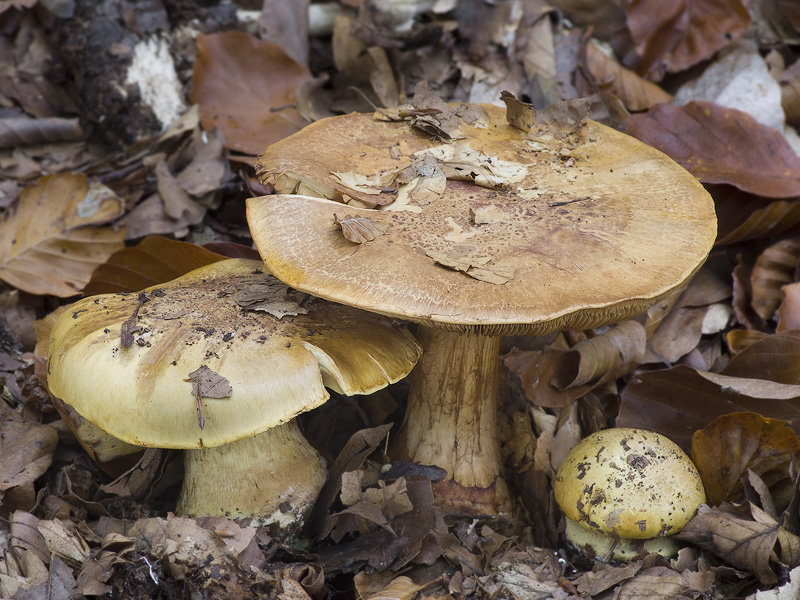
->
0, 405, 58, 497
581, 40, 672, 111
0, 173, 125, 296
572, 562, 641, 596
505, 321, 644, 408
692, 412, 800, 506
617, 364, 800, 451
185, 365, 232, 430
334, 214, 387, 244
37, 519, 90, 566
624, 102, 800, 198
627, 0, 751, 79
645, 306, 707, 364
233, 277, 309, 318
190, 32, 311, 155
675, 503, 800, 584
721, 330, 800, 384
365, 576, 426, 600
777, 282, 800, 331
309, 424, 393, 532
751, 239, 800, 320
616, 566, 714, 600
783, 58, 800, 127
727, 329, 770, 356
713, 184, 800, 245
74, 533, 136, 596
425, 249, 515, 285
0, 116, 83, 148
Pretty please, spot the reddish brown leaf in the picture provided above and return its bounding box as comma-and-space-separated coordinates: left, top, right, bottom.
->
617, 365, 800, 451
627, 0, 751, 78
692, 412, 800, 506
190, 32, 311, 155
713, 185, 800, 245
83, 236, 228, 296
751, 239, 800, 320
623, 102, 800, 198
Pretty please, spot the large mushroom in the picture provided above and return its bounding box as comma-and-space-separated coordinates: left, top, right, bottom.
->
46, 258, 421, 526
246, 97, 717, 516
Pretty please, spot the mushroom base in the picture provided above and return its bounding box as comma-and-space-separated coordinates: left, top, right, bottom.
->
565, 517, 678, 561
177, 421, 327, 528
391, 328, 510, 516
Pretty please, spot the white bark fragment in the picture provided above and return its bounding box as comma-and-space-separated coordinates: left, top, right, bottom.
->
125, 35, 186, 130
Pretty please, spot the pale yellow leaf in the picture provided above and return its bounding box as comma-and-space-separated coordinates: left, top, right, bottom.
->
0, 173, 125, 296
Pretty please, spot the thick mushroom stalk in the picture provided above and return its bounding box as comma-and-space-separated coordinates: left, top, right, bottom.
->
178, 421, 326, 525
392, 329, 510, 514
46, 259, 421, 527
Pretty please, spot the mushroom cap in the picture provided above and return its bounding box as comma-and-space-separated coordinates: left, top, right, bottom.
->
554, 428, 706, 539
248, 104, 716, 336
46, 259, 421, 449
564, 516, 678, 561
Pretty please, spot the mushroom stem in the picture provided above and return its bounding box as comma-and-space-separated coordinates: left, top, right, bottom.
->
391, 327, 511, 515
177, 420, 326, 527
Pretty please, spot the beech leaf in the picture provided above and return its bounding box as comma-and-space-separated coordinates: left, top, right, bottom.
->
190, 32, 311, 155
675, 504, 800, 585
83, 236, 229, 296
750, 239, 800, 320
624, 102, 800, 198
627, 0, 751, 77
0, 173, 125, 297
691, 412, 800, 506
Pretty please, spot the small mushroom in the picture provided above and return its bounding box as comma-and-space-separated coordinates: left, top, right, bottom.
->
247, 100, 716, 516
554, 428, 706, 559
46, 259, 421, 527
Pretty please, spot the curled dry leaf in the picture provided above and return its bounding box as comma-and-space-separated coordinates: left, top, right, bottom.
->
691, 412, 800, 506
334, 214, 387, 244
579, 40, 673, 111
713, 185, 800, 245
675, 503, 800, 585
777, 282, 800, 331
751, 239, 800, 320
190, 32, 311, 155
0, 173, 125, 297
504, 320, 644, 408
726, 329, 770, 356
624, 102, 800, 198
0, 116, 83, 148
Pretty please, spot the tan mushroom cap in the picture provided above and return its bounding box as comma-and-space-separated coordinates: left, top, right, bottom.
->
554, 428, 706, 539
46, 258, 421, 449
248, 105, 716, 336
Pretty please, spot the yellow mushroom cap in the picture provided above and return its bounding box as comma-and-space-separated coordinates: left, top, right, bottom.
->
554, 428, 706, 539
46, 259, 421, 449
